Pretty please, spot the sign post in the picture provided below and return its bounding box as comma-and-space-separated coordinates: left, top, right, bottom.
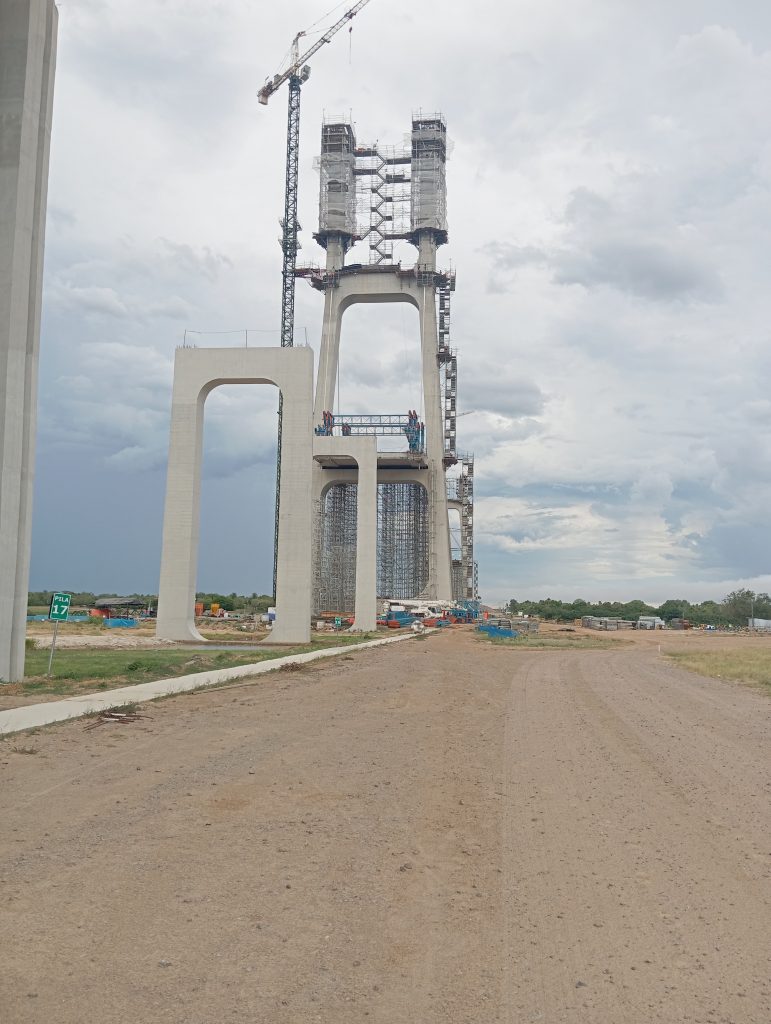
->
47, 592, 71, 677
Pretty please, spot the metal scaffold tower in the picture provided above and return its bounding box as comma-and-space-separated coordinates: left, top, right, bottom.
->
447, 454, 476, 602
459, 455, 476, 600
377, 484, 429, 600
437, 279, 458, 466
314, 484, 358, 614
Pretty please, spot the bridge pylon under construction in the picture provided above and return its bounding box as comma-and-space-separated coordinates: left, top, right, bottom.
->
298, 112, 477, 615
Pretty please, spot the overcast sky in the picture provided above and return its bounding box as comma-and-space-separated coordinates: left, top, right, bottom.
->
31, 0, 771, 605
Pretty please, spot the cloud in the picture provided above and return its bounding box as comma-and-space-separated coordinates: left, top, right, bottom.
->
463, 372, 546, 418
28, 0, 771, 603
554, 236, 722, 301
50, 283, 129, 318
485, 190, 724, 302
146, 296, 194, 320
158, 239, 233, 283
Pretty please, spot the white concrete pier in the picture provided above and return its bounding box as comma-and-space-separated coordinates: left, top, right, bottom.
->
156, 347, 314, 645
0, 0, 58, 682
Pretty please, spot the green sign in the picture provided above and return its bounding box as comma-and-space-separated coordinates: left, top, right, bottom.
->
49, 592, 72, 622
334, 616, 342, 629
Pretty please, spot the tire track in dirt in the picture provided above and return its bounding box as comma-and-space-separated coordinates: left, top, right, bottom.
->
2, 630, 769, 1023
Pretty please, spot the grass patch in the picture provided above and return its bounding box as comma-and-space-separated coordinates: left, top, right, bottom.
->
19, 633, 379, 699
666, 649, 771, 692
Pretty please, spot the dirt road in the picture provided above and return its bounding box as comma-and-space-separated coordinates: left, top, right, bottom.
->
2, 630, 769, 1023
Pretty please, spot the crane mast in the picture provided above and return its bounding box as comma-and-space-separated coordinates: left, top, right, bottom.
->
261, 2, 374, 600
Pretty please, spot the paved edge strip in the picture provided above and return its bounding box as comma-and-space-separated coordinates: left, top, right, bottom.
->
0, 632, 424, 736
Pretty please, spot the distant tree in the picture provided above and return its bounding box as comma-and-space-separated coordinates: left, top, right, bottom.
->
722, 589, 750, 626
196, 592, 236, 611
620, 599, 656, 619
655, 599, 690, 622
687, 600, 725, 626
721, 589, 770, 626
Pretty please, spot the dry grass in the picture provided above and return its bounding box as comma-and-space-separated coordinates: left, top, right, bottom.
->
666, 649, 771, 692
10, 634, 379, 704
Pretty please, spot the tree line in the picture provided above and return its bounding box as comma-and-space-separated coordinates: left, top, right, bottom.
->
28, 592, 274, 614
507, 589, 771, 627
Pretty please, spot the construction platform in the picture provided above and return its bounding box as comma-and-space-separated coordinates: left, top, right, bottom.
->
313, 451, 428, 470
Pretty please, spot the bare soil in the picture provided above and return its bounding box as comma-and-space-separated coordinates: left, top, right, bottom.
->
24, 618, 269, 649
1, 628, 769, 1023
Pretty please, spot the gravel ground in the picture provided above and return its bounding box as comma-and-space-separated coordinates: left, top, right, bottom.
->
1, 628, 769, 1023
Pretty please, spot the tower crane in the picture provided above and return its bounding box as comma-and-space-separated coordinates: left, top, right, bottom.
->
260, 1, 374, 600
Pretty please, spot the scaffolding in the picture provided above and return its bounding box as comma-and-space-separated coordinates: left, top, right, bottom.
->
354, 144, 411, 263
314, 484, 358, 614
451, 559, 464, 602
459, 455, 475, 600
377, 483, 429, 599
437, 279, 452, 361
446, 455, 475, 602
410, 113, 448, 240
441, 352, 457, 464
437, 278, 457, 466
317, 118, 358, 245
314, 481, 430, 610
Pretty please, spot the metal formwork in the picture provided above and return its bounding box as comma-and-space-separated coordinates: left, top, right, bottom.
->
410, 113, 448, 239
317, 117, 358, 244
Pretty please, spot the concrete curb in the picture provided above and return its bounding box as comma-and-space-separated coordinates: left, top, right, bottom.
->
0, 631, 422, 737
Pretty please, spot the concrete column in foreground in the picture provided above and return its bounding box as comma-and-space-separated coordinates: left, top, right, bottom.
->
0, 0, 58, 682
156, 347, 314, 645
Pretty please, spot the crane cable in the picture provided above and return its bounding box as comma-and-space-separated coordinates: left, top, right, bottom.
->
305, 1, 351, 35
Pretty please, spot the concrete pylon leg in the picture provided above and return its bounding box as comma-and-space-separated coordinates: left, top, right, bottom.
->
352, 439, 377, 631
0, 1, 58, 682
417, 283, 453, 602
270, 369, 313, 645
314, 289, 343, 425
155, 367, 206, 643
156, 347, 313, 645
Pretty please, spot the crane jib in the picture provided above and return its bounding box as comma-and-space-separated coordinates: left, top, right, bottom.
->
258, 0, 374, 105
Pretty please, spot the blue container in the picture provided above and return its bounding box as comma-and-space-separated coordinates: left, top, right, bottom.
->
477, 623, 518, 639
